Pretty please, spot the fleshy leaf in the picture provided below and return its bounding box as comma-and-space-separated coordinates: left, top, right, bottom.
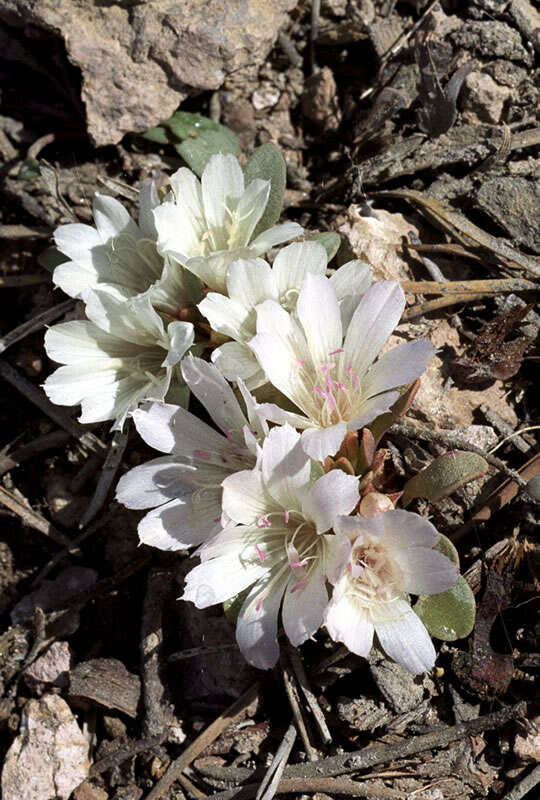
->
176, 129, 240, 177
310, 459, 325, 484
244, 144, 286, 238
369, 379, 420, 445
414, 576, 476, 641
141, 126, 170, 144
401, 451, 488, 506
435, 533, 460, 566
307, 231, 341, 262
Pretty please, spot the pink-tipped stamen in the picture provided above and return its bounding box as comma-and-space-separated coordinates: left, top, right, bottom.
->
289, 558, 308, 569
346, 364, 353, 376
225, 429, 233, 442
193, 449, 211, 460
284, 510, 290, 524
256, 597, 263, 612
296, 358, 306, 368
329, 348, 344, 355
291, 579, 308, 594
255, 544, 267, 563
314, 385, 325, 398
256, 515, 272, 529
352, 374, 359, 388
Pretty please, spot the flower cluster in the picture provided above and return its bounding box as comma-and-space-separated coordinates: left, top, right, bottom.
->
44, 149, 464, 674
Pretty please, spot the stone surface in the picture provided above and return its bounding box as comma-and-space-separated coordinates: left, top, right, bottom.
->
337, 205, 419, 282
24, 641, 71, 691
461, 71, 511, 124
474, 176, 540, 253
1, 694, 89, 800
0, 0, 297, 145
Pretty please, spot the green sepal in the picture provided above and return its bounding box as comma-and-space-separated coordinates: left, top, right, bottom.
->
401, 451, 488, 507
414, 576, 476, 641
310, 460, 325, 485
38, 246, 68, 273
223, 587, 251, 623
307, 231, 341, 262
243, 144, 286, 238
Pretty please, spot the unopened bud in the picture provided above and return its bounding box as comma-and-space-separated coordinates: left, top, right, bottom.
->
359, 492, 394, 518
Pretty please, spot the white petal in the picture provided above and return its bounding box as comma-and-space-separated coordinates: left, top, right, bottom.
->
54, 223, 104, 266
254, 402, 311, 430
261, 425, 311, 509
282, 564, 329, 647
212, 342, 263, 385
250, 222, 304, 254
300, 422, 348, 460
139, 496, 220, 551
321, 533, 351, 585
181, 355, 247, 437
362, 339, 435, 398
53, 260, 99, 299
343, 281, 405, 379
380, 509, 440, 548
272, 241, 327, 299
199, 292, 251, 340
43, 363, 117, 407
153, 202, 201, 264
324, 590, 374, 657
232, 179, 270, 247
133, 402, 227, 457
236, 574, 288, 670
375, 601, 436, 674
138, 179, 160, 238
226, 257, 277, 309
115, 456, 191, 509
44, 320, 117, 364
202, 154, 244, 247
296, 274, 342, 365
183, 555, 264, 608
329, 260, 372, 330
222, 469, 273, 525
93, 194, 138, 240
301, 471, 359, 533
347, 392, 400, 432
164, 321, 194, 366
399, 548, 458, 596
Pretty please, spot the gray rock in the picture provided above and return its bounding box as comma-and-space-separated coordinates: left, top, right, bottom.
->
475, 176, 540, 253
0, 0, 297, 145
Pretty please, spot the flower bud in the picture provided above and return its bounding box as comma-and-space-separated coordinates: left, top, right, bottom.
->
359, 491, 394, 518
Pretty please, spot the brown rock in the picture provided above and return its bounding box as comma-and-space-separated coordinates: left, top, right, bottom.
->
73, 783, 109, 800
0, 0, 297, 145
461, 71, 511, 125
1, 694, 89, 800
69, 658, 140, 718
301, 67, 341, 131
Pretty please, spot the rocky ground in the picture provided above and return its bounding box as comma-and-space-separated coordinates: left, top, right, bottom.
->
0, 1, 539, 799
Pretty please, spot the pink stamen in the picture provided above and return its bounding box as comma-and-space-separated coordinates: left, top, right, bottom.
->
225, 429, 233, 442
256, 515, 272, 529
291, 579, 308, 594
284, 510, 290, 524
346, 364, 353, 376
338, 382, 346, 391
256, 597, 263, 612
326, 393, 337, 411
255, 544, 267, 563
289, 558, 308, 569
296, 358, 305, 367
329, 348, 344, 355
352, 374, 359, 388
314, 386, 325, 398
321, 362, 336, 374
193, 449, 211, 460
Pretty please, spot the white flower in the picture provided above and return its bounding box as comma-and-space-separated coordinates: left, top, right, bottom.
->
43, 290, 194, 429
324, 510, 459, 674
249, 277, 435, 461
182, 425, 359, 670
153, 153, 303, 293
116, 355, 268, 551
199, 242, 372, 389
53, 182, 165, 301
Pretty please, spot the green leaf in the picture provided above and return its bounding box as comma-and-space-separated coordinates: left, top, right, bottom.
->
401, 451, 488, 506
18, 158, 41, 181
434, 533, 460, 566
307, 231, 341, 262
244, 144, 286, 238
38, 246, 68, 273
141, 126, 170, 144
414, 576, 476, 641
176, 128, 240, 177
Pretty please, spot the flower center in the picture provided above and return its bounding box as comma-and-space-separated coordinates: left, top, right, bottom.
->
291, 349, 362, 428
348, 538, 403, 612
